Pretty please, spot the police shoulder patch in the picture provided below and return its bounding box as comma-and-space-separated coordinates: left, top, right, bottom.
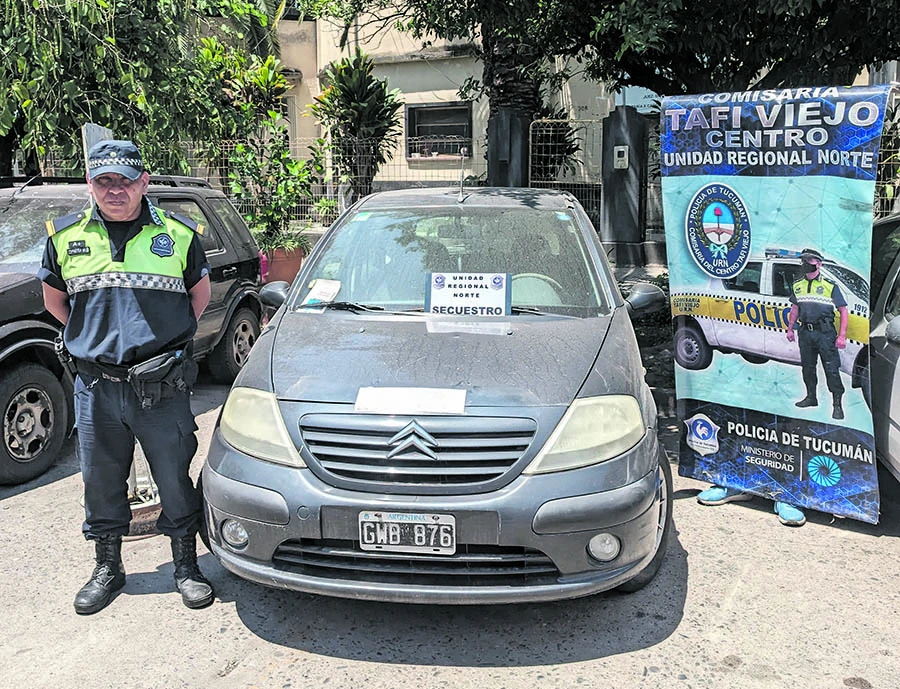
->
46, 211, 86, 236
164, 210, 204, 235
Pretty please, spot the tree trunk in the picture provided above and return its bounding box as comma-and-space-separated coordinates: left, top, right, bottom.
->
481, 20, 542, 186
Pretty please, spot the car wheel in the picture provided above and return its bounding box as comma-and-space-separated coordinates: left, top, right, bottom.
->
674, 324, 713, 370
617, 450, 673, 593
207, 307, 260, 383
740, 353, 768, 364
0, 363, 69, 485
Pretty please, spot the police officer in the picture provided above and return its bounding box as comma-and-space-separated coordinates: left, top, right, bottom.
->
785, 247, 849, 420
40, 140, 214, 614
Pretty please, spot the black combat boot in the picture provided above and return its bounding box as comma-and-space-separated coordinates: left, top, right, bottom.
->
73, 535, 126, 615
832, 394, 844, 420
170, 534, 214, 609
795, 394, 818, 408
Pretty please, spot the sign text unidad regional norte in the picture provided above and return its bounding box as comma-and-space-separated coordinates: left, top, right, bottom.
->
663, 87, 882, 171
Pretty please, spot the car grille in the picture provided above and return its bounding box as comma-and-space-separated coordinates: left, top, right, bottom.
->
272, 539, 560, 587
299, 414, 536, 487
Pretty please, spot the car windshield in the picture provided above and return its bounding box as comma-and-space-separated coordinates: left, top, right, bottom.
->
0, 195, 89, 267
294, 206, 608, 316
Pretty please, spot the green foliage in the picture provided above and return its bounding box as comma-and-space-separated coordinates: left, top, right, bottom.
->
308, 49, 402, 198
579, 0, 900, 94
228, 111, 315, 255
530, 104, 581, 182
0, 0, 279, 174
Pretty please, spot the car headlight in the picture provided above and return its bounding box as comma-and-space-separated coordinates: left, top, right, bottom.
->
219, 387, 306, 467
522, 396, 645, 474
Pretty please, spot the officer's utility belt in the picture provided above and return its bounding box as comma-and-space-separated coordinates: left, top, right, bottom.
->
800, 318, 835, 332
76, 348, 198, 409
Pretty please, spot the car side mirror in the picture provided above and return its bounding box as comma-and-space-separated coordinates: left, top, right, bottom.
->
259, 281, 290, 309
625, 282, 668, 318
886, 317, 900, 345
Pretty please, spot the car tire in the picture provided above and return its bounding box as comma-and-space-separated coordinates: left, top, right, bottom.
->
0, 363, 69, 485
206, 307, 260, 384
740, 353, 768, 364
674, 323, 713, 370
617, 450, 673, 593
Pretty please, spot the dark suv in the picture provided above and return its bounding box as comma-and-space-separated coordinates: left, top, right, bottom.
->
0, 175, 262, 485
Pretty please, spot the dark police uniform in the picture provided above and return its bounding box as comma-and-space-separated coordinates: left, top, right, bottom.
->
39, 198, 209, 540
790, 273, 846, 402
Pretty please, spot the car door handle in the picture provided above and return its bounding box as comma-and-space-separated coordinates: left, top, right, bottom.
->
222, 267, 238, 278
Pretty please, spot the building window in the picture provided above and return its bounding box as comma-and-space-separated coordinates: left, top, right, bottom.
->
406, 102, 472, 158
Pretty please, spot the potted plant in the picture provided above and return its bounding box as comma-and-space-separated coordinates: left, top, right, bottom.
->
229, 111, 314, 282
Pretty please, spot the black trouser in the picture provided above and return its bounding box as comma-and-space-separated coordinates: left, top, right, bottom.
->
798, 322, 844, 398
74, 373, 201, 540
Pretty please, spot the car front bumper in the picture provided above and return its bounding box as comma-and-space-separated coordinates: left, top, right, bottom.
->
202, 428, 664, 604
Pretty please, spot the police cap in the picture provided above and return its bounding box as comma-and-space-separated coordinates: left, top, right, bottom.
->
800, 248, 824, 262
87, 139, 145, 180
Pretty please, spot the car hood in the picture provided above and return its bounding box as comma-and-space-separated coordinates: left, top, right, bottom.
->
269, 313, 613, 406
0, 272, 46, 324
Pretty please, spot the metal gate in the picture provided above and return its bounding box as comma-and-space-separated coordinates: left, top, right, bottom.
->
528, 118, 604, 227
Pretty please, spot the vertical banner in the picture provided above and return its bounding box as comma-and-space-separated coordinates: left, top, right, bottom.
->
661, 85, 892, 524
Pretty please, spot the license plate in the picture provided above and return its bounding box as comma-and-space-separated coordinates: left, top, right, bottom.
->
358, 511, 456, 555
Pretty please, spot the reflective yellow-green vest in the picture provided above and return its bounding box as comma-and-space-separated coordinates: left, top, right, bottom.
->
46, 201, 203, 365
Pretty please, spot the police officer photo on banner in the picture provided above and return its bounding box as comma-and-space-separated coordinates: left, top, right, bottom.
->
661, 84, 894, 525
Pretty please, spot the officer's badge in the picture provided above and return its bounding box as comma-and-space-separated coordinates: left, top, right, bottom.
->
684, 413, 720, 456
816, 285, 824, 294
150, 233, 175, 257
67, 240, 90, 256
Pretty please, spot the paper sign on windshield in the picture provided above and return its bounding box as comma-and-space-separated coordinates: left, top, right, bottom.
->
425, 272, 511, 316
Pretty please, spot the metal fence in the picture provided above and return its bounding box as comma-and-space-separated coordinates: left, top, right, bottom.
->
35, 111, 900, 234
528, 118, 604, 228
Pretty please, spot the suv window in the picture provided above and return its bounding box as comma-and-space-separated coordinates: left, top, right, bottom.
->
722, 262, 762, 293
154, 197, 222, 253
772, 263, 799, 297
886, 279, 900, 321
872, 219, 900, 300
0, 195, 90, 266
206, 197, 250, 243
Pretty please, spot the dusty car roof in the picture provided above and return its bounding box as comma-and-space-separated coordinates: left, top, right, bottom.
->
355, 186, 579, 211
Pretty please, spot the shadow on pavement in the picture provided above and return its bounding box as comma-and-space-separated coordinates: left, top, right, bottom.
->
203, 527, 689, 667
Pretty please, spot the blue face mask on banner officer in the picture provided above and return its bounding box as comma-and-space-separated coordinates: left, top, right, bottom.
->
38, 139, 215, 614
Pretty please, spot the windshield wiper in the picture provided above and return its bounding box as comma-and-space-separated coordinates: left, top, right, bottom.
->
299, 301, 385, 313
510, 306, 580, 319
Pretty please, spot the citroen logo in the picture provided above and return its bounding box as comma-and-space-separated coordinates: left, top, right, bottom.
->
387, 421, 438, 459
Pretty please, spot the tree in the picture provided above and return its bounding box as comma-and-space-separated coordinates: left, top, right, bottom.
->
308, 48, 403, 198
561, 0, 900, 95
0, 0, 282, 175
297, 1, 563, 185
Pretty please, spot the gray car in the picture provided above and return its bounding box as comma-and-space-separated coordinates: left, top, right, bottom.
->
201, 187, 670, 604
870, 213, 900, 482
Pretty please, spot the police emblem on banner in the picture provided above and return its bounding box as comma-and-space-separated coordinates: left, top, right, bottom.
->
150, 233, 175, 257
684, 413, 720, 456
684, 183, 751, 278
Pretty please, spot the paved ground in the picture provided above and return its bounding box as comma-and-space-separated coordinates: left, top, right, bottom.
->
2, 373, 900, 689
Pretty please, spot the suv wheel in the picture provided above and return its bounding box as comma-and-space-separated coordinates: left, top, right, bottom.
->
674, 324, 713, 370
0, 363, 69, 484
207, 307, 260, 383
617, 450, 673, 592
